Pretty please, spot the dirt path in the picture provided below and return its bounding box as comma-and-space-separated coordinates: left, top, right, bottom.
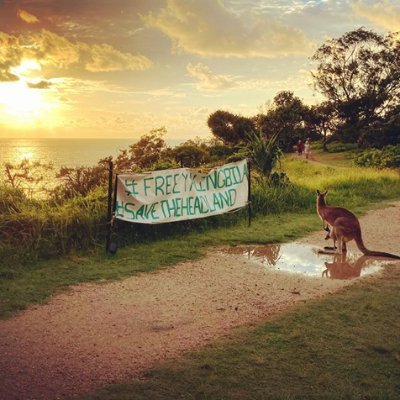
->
1, 201, 399, 400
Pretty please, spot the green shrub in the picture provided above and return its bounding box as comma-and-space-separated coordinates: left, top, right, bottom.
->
353, 145, 400, 168
0, 186, 108, 264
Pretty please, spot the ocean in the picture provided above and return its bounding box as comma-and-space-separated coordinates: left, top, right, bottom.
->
0, 138, 182, 168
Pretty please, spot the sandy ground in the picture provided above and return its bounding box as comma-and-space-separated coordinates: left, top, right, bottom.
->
1, 201, 399, 400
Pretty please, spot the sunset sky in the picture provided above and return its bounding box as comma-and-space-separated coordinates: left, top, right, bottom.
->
0, 0, 399, 141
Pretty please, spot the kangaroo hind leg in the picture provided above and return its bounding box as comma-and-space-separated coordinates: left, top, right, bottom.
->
324, 225, 337, 251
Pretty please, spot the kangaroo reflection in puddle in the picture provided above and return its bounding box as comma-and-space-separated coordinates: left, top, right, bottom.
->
242, 244, 282, 266
322, 254, 376, 280
224, 243, 389, 280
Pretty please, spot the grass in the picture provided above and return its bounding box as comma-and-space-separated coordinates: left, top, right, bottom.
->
308, 146, 356, 168
283, 157, 400, 210
81, 267, 400, 400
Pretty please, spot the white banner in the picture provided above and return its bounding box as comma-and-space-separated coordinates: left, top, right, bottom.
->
115, 159, 249, 224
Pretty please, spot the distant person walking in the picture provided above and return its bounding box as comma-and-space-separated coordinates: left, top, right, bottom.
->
296, 139, 304, 157
304, 138, 311, 159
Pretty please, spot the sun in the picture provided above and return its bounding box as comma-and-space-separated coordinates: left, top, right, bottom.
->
11, 59, 41, 76
0, 81, 45, 122
0, 59, 60, 129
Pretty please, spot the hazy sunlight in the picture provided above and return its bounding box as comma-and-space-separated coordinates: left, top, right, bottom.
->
0, 59, 60, 129
0, 81, 44, 122
11, 59, 41, 76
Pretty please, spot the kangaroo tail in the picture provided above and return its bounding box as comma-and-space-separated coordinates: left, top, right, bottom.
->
355, 235, 400, 259
362, 250, 400, 259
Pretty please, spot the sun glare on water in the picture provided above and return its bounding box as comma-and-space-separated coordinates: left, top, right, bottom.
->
16, 148, 35, 162
0, 59, 60, 128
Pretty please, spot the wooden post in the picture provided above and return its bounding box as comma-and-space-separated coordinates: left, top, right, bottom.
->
105, 160, 113, 252
247, 158, 252, 227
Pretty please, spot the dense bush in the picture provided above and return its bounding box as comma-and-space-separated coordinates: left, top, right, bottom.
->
0, 186, 108, 263
353, 145, 400, 168
54, 164, 109, 199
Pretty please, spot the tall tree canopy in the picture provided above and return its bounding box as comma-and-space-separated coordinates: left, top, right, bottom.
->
312, 28, 400, 145
207, 110, 255, 145
256, 91, 309, 151
115, 127, 168, 171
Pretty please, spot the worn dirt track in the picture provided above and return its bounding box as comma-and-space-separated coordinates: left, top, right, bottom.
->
1, 201, 399, 400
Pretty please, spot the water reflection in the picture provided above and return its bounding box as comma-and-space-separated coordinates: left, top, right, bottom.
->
243, 243, 282, 266
0, 138, 137, 168
14, 144, 36, 163
322, 254, 377, 280
225, 243, 392, 280
0, 138, 135, 197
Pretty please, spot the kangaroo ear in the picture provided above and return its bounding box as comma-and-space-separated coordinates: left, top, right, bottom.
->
323, 189, 328, 196
316, 190, 321, 195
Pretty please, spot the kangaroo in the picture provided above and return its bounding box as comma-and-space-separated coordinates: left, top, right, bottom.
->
316, 190, 400, 259
323, 225, 339, 251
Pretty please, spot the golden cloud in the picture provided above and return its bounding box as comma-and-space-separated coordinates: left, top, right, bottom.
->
0, 70, 19, 82
352, 0, 400, 31
143, 0, 313, 57
0, 32, 22, 65
0, 29, 153, 81
84, 43, 153, 72
0, 32, 22, 81
27, 80, 52, 89
17, 9, 40, 24
186, 63, 237, 90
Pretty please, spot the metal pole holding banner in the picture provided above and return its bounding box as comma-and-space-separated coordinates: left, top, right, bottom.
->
112, 173, 119, 214
107, 173, 119, 255
247, 158, 252, 227
105, 160, 113, 253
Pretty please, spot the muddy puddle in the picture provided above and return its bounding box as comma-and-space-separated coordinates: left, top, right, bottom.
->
224, 243, 394, 280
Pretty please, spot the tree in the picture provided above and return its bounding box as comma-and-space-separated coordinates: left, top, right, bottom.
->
256, 91, 309, 151
169, 139, 210, 167
207, 110, 255, 145
54, 163, 108, 199
306, 102, 336, 151
360, 106, 400, 148
129, 127, 167, 169
312, 28, 400, 145
114, 127, 168, 172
